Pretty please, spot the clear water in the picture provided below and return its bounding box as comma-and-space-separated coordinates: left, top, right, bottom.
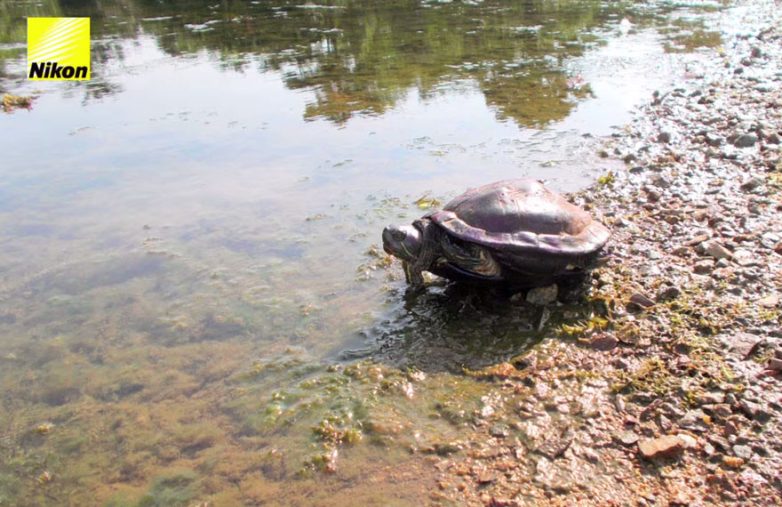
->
0, 0, 725, 505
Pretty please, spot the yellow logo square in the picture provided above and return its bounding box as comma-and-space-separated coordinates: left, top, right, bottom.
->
27, 17, 91, 81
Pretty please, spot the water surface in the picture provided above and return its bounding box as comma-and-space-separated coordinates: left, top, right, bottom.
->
0, 0, 727, 504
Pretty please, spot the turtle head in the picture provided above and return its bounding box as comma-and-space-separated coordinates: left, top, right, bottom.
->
382, 224, 422, 263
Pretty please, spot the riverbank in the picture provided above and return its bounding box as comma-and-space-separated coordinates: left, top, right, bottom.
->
431, 1, 782, 505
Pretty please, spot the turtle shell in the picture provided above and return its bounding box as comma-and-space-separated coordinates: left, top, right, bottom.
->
428, 179, 609, 261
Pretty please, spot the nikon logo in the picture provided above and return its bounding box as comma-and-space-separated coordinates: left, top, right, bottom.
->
27, 17, 91, 81
29, 61, 88, 79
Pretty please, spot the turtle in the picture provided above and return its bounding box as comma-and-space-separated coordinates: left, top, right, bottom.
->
382, 179, 610, 288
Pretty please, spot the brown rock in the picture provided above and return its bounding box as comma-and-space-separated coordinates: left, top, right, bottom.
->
629, 293, 655, 308
588, 333, 618, 351
616, 431, 639, 446
476, 472, 497, 484
693, 260, 714, 274
657, 286, 682, 302
703, 241, 732, 260
722, 455, 745, 468
722, 333, 763, 359
685, 233, 711, 246
739, 400, 771, 422
638, 435, 685, 460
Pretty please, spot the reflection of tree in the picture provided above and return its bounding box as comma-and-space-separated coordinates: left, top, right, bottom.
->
0, 0, 718, 126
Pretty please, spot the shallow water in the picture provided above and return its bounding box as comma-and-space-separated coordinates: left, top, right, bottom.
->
0, 0, 727, 505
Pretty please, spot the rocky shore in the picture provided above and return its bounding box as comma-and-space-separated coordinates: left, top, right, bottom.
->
430, 2, 782, 505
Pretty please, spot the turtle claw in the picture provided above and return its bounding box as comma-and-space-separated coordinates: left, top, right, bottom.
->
403, 262, 426, 290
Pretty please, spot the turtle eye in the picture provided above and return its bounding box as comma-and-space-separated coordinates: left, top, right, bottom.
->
391, 229, 407, 242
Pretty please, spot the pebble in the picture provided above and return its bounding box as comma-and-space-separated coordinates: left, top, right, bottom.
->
638, 435, 685, 459
587, 333, 618, 351
733, 134, 758, 147
617, 431, 639, 446
703, 241, 732, 260
767, 358, 782, 371
722, 332, 763, 359
697, 392, 726, 405
733, 445, 753, 460
694, 259, 715, 274
656, 286, 682, 302
740, 177, 763, 192
704, 132, 723, 146
629, 293, 655, 308
739, 400, 771, 422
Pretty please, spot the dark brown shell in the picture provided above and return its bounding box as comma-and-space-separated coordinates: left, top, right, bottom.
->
428, 179, 609, 258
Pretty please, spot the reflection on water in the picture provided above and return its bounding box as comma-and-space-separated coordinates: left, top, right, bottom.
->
0, 0, 728, 504
355, 283, 545, 371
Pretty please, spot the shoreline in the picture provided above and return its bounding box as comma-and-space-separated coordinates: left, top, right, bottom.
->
432, 0, 782, 504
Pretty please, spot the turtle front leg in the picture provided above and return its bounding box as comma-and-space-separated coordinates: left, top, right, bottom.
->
403, 261, 425, 287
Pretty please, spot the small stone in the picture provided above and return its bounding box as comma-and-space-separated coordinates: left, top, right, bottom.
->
685, 233, 711, 246
658, 131, 672, 143
722, 455, 744, 468
652, 175, 670, 188
638, 435, 685, 460
733, 134, 757, 148
534, 383, 550, 400
697, 392, 725, 405
703, 241, 732, 260
677, 434, 698, 449
536, 434, 573, 460
693, 259, 714, 274
617, 431, 639, 446
739, 400, 771, 422
486, 497, 517, 507
740, 177, 763, 192
733, 445, 753, 460
630, 293, 655, 308
758, 294, 779, 308
489, 424, 510, 438
588, 333, 618, 351
526, 284, 558, 306
732, 249, 756, 267
581, 447, 600, 463
767, 358, 782, 371
767, 133, 781, 144
657, 286, 681, 302
722, 333, 763, 359
679, 410, 708, 430
476, 471, 497, 484
704, 132, 723, 147
703, 404, 732, 418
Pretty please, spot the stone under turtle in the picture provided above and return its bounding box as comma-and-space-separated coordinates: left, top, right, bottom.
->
382, 179, 610, 288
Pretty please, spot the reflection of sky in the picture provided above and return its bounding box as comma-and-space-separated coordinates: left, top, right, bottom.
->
1, 25, 679, 292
